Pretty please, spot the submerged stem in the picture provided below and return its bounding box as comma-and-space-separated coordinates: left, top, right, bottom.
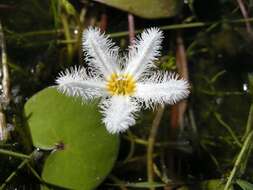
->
0, 158, 29, 190
0, 148, 30, 159
243, 104, 253, 140
147, 106, 165, 190
10, 18, 253, 40
0, 150, 36, 189
0, 21, 10, 142
61, 13, 73, 63
214, 113, 242, 147
224, 131, 253, 190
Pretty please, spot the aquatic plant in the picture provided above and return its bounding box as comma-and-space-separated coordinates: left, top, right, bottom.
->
56, 27, 189, 133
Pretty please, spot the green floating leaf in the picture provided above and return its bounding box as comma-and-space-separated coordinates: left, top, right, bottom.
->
237, 179, 253, 190
93, 0, 183, 19
24, 87, 119, 190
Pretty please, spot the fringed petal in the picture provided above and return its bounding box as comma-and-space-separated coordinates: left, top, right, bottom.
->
125, 28, 163, 80
134, 71, 190, 108
100, 96, 139, 134
83, 27, 120, 78
56, 66, 107, 101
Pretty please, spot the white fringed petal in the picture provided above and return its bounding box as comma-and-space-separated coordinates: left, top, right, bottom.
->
56, 66, 107, 101
100, 96, 140, 134
125, 28, 163, 80
83, 27, 120, 78
134, 71, 190, 108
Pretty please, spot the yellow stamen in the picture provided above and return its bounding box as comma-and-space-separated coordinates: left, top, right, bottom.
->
106, 73, 136, 96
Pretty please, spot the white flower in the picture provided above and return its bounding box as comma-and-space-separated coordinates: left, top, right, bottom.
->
56, 27, 189, 134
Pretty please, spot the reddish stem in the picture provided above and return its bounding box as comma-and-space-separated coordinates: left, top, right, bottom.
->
99, 12, 107, 31
128, 13, 135, 45
236, 0, 252, 34
170, 33, 189, 129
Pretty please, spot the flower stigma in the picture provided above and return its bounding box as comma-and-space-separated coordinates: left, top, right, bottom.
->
106, 73, 136, 96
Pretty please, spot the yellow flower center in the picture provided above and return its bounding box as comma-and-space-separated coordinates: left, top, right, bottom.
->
106, 73, 136, 96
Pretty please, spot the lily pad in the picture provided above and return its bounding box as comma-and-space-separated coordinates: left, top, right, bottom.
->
24, 87, 119, 190
93, 0, 183, 19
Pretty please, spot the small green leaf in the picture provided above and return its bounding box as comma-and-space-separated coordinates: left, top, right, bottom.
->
25, 87, 119, 190
237, 179, 253, 190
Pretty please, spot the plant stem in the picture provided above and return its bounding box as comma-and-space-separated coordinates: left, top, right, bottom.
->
12, 17, 253, 40
236, 0, 253, 34
108, 175, 128, 190
214, 113, 242, 147
7, 29, 63, 38
109, 18, 253, 38
147, 106, 165, 190
123, 135, 189, 147
224, 130, 253, 190
117, 153, 159, 166
61, 13, 73, 63
0, 150, 37, 189
128, 13, 135, 45
243, 104, 253, 140
27, 163, 44, 183
0, 148, 30, 159
99, 12, 107, 31
0, 21, 9, 142
123, 131, 135, 163
201, 90, 244, 96
0, 21, 10, 104
0, 158, 29, 190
